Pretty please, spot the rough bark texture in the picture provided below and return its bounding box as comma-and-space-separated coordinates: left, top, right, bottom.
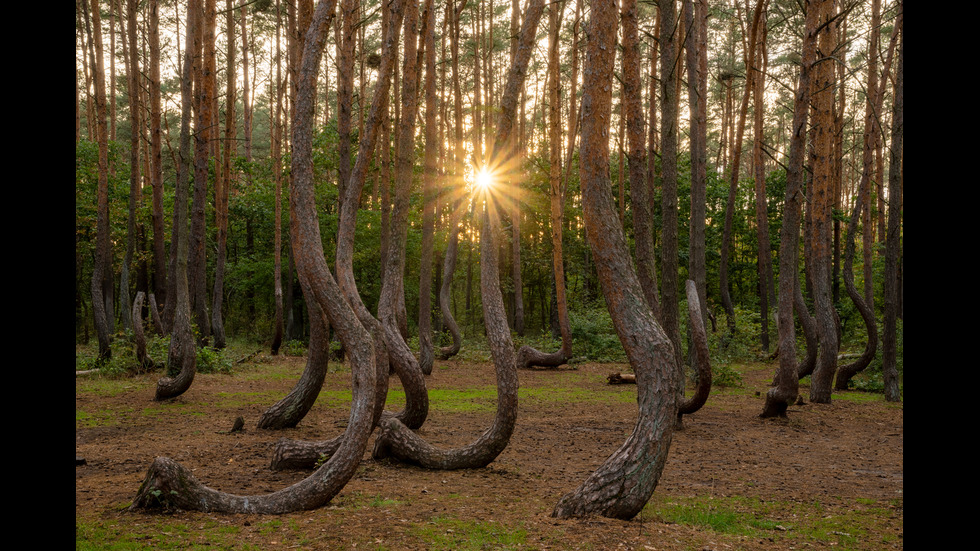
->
807, 0, 840, 404
881, 5, 902, 403
371, 0, 544, 469
132, 0, 378, 514
257, 301, 331, 430
658, 0, 683, 373
132, 291, 153, 371
760, 0, 821, 418
551, 0, 677, 520
154, 0, 199, 402
684, 0, 709, 330
89, 0, 112, 362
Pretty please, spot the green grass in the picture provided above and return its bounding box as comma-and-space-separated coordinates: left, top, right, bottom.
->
409, 516, 528, 550
644, 494, 903, 550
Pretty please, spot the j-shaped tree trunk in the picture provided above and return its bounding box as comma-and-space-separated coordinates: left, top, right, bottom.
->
550, 0, 678, 520
371, 0, 544, 468
131, 0, 379, 514
517, 0, 569, 370
270, 0, 425, 472
761, 0, 821, 418
416, 0, 439, 376
154, 0, 199, 401
676, 281, 711, 427
833, 169, 877, 390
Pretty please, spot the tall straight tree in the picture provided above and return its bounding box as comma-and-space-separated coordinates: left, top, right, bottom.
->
189, 0, 216, 345
684, 0, 708, 329
212, 0, 236, 350
88, 0, 113, 361
749, 0, 774, 352
119, 0, 141, 334
806, 0, 840, 404
148, 0, 167, 310
881, 3, 903, 403
658, 0, 684, 388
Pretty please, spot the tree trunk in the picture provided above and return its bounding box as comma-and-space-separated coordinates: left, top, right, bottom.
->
417, 0, 439, 375
517, 0, 570, 369
881, 5, 903, 402
155, 0, 200, 402
807, 0, 840, 404
677, 280, 711, 423
684, 0, 709, 330
212, 0, 235, 350
761, 0, 822, 418
149, 0, 167, 309
748, 0, 772, 352
372, 0, 544, 468
132, 0, 379, 514
88, 0, 113, 362
551, 0, 678, 520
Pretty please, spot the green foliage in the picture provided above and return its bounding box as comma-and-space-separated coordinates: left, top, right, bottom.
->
568, 305, 627, 362
196, 346, 233, 374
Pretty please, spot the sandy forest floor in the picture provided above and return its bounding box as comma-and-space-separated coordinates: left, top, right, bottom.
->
76, 353, 903, 550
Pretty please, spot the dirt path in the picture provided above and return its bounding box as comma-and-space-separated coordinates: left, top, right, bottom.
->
76, 356, 903, 550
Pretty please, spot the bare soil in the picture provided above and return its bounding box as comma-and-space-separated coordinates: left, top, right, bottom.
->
76, 354, 903, 550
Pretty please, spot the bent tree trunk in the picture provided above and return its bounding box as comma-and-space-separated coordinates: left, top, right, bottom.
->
551, 0, 678, 520
833, 177, 877, 390
517, 0, 570, 370
132, 0, 378, 514
677, 280, 711, 425
761, 0, 821, 418
437, 198, 466, 360
268, 0, 423, 471
154, 0, 199, 401
257, 299, 331, 429
371, 0, 545, 468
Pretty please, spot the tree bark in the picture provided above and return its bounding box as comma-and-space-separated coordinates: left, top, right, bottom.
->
684, 0, 709, 330
417, 0, 438, 376
881, 4, 903, 403
372, 0, 544, 468
677, 281, 711, 424
517, 0, 570, 370
155, 0, 200, 402
551, 0, 677, 520
807, 0, 840, 404
132, 0, 379, 514
761, 0, 822, 418
88, 0, 113, 362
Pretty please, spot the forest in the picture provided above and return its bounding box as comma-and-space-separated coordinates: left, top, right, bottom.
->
76, 0, 903, 547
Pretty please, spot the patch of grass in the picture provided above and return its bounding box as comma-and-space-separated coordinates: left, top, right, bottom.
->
410, 516, 528, 551
75, 517, 257, 551
645, 494, 902, 549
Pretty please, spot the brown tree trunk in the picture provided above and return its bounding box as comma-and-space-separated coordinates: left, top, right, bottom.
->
761, 0, 822, 418
155, 0, 200, 402
371, 0, 544, 468
749, 0, 773, 352
551, 0, 678, 520
189, 0, 215, 346
684, 0, 709, 330
417, 0, 439, 375
677, 280, 711, 421
88, 0, 113, 362
212, 0, 235, 350
148, 0, 167, 310
882, 5, 903, 403
807, 0, 840, 404
132, 1, 380, 515
517, 0, 570, 369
